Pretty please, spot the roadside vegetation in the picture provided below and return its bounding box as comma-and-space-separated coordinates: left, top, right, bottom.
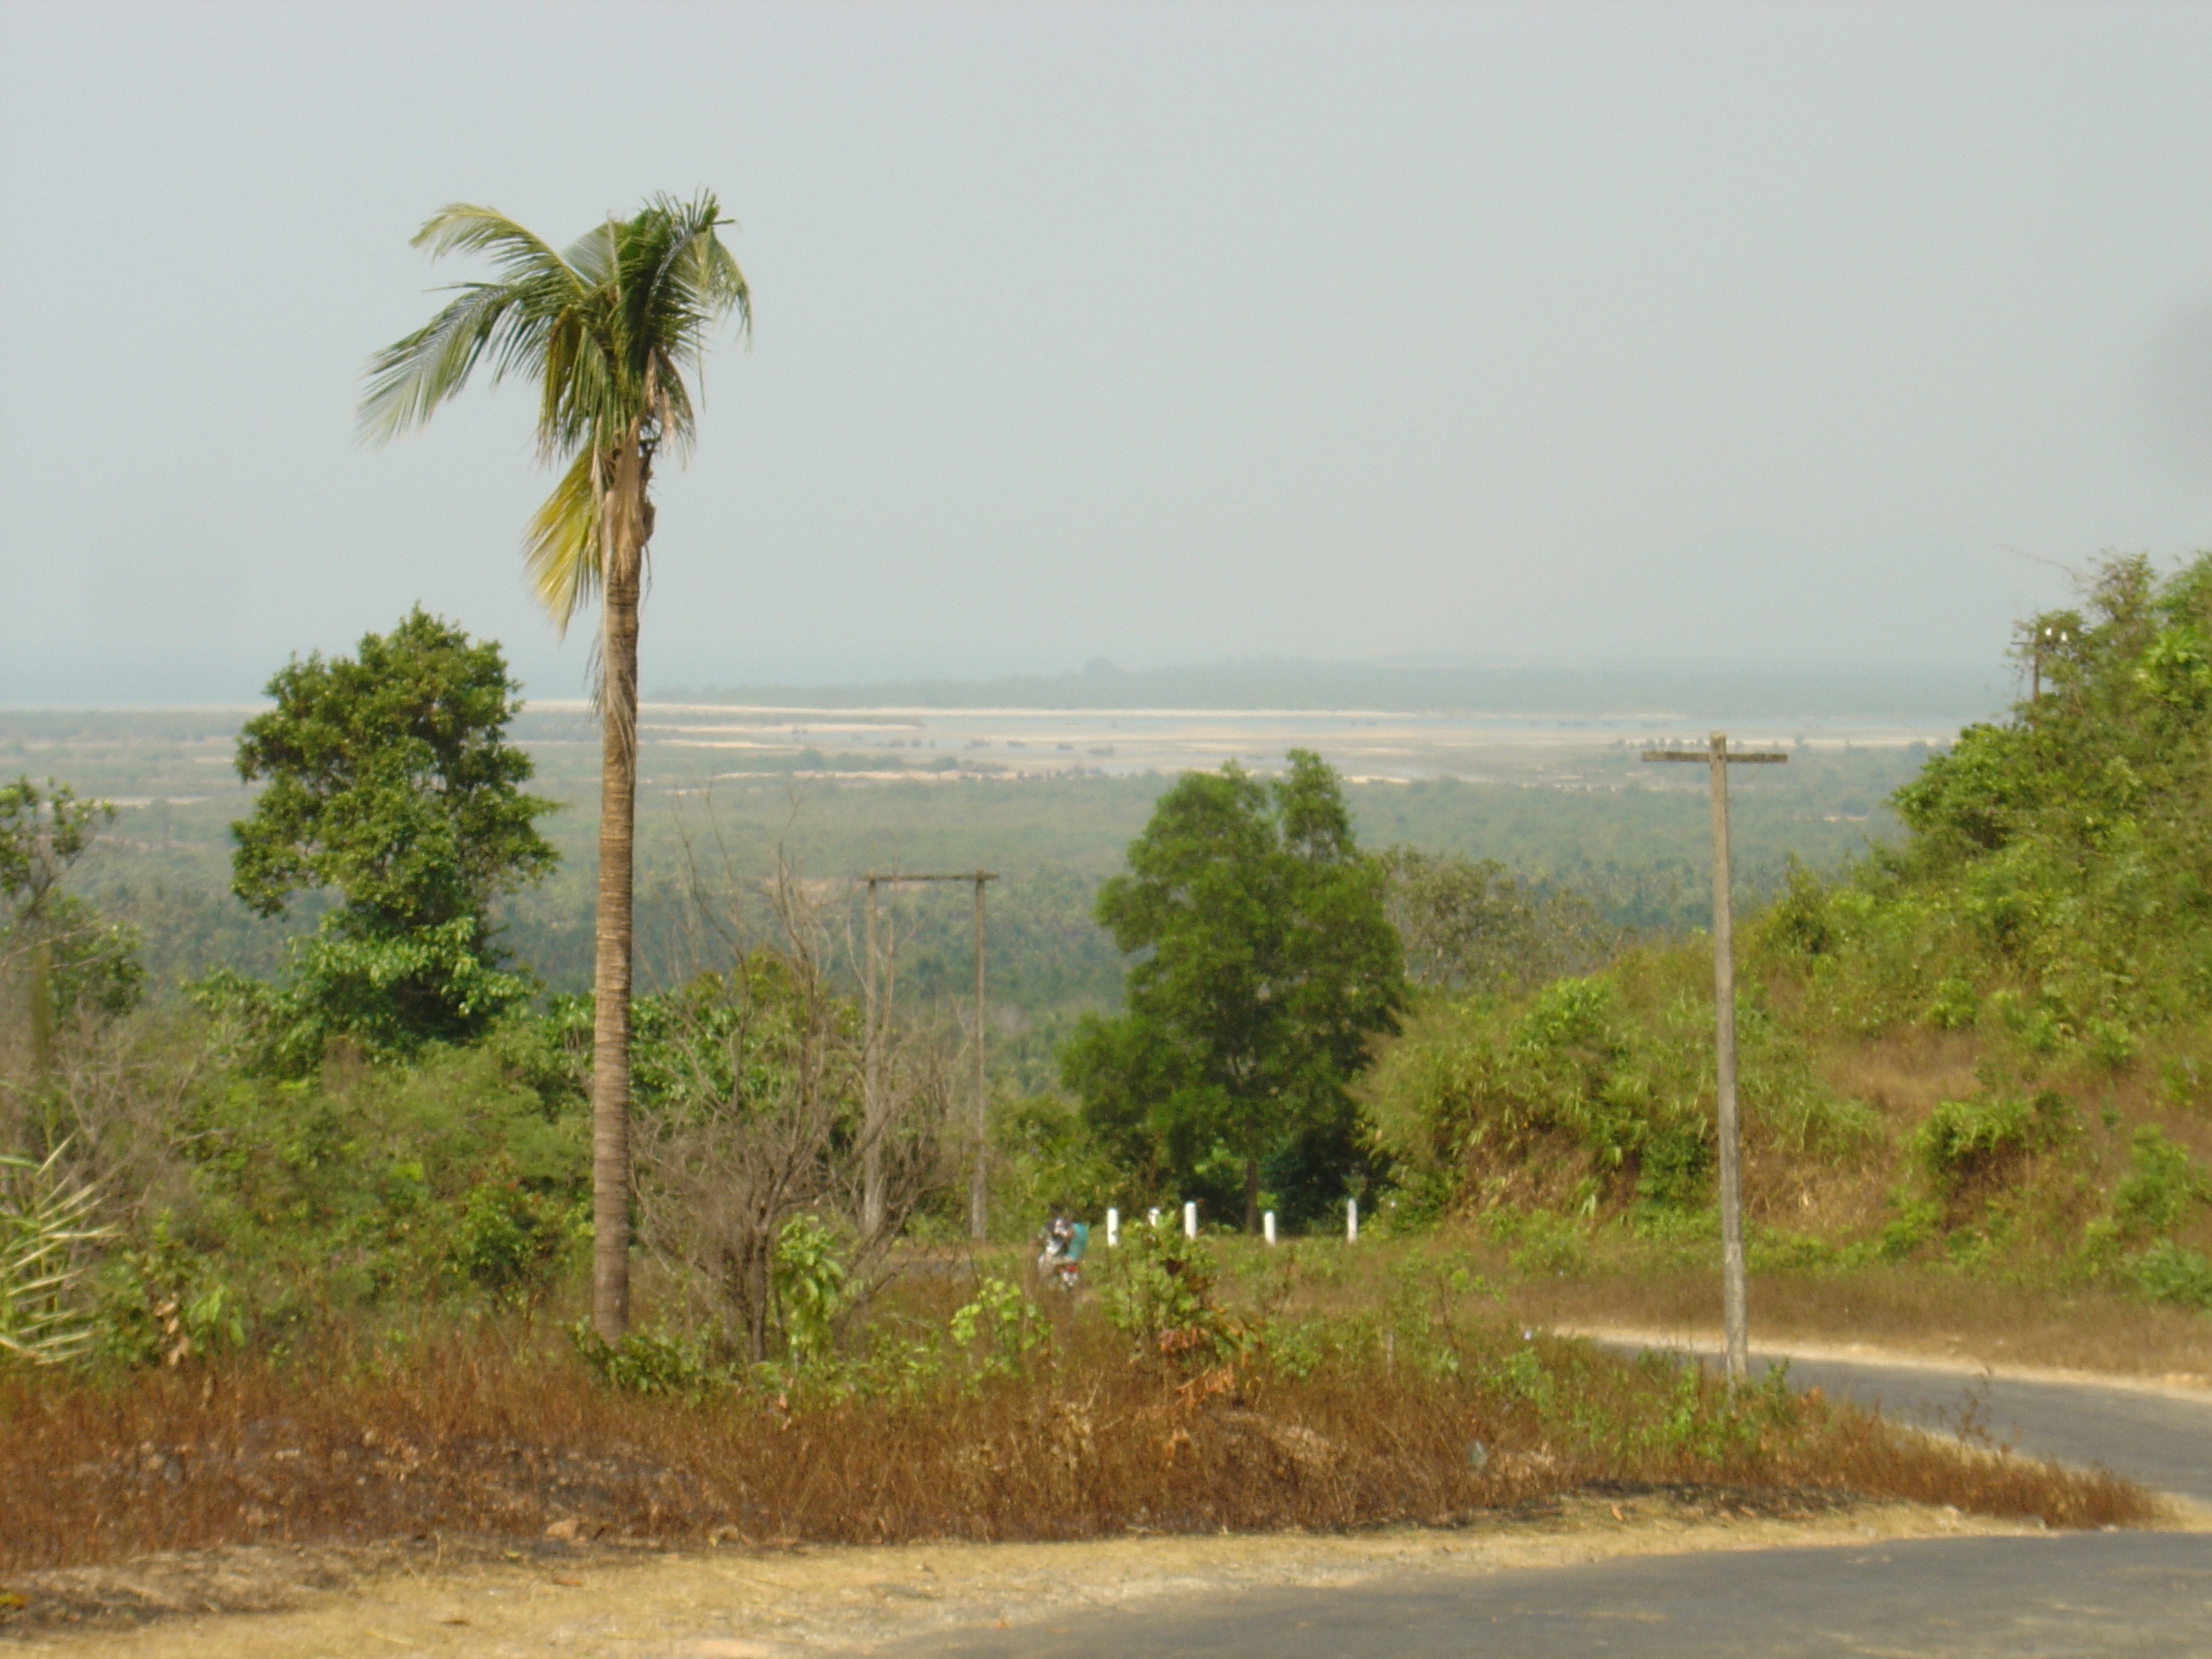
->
8, 555, 2212, 1581
1359, 553, 2212, 1369
1, 1228, 2151, 1579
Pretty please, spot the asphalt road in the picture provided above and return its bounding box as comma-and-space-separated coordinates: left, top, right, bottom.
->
899, 1350, 2212, 1659
1743, 1348, 2212, 1508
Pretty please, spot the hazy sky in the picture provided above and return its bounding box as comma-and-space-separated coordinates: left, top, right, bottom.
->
5, 0, 2212, 704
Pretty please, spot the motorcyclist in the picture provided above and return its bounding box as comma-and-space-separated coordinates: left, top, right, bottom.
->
1038, 1203, 1086, 1290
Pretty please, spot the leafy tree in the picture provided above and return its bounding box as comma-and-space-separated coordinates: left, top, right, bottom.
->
1061, 751, 1404, 1229
210, 609, 556, 1071
1379, 847, 1616, 995
1, 778, 141, 1082
1757, 550, 2212, 1058
360, 195, 749, 1336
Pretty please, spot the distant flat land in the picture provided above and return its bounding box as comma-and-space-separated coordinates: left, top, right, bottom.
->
0, 702, 1956, 1008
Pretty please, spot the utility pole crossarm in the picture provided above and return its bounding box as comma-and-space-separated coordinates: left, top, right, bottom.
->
1640, 749, 1788, 763
857, 871, 998, 885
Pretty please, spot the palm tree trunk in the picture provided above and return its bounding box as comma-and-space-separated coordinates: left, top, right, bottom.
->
590, 439, 644, 1341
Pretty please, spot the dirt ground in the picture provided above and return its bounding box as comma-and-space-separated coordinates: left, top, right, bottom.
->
0, 1490, 2075, 1659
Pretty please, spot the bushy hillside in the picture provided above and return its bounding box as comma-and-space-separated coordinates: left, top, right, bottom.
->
1365, 554, 2212, 1310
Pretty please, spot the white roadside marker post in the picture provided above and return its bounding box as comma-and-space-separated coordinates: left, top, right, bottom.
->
1641, 731, 1787, 1389
1347, 1197, 1359, 1244
1262, 1210, 1276, 1246
1148, 1208, 1161, 1228
1106, 1207, 1119, 1248
1183, 1201, 1198, 1239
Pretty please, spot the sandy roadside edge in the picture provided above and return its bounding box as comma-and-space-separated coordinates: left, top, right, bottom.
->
1555, 1324, 2212, 1404
1, 1497, 2062, 1659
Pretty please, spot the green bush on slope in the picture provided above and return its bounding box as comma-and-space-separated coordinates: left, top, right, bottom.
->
1368, 553, 2212, 1298
1361, 952, 1876, 1224
1813, 555, 2212, 1050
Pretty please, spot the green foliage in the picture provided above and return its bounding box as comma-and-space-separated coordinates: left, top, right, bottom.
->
1098, 1216, 1243, 1366
990, 1092, 1121, 1225
946, 1275, 1044, 1382
564, 1245, 1047, 1404
0, 777, 108, 903
1483, 1208, 1592, 1274
1363, 948, 1871, 1220
627, 954, 847, 1122
1769, 554, 2212, 1052
215, 611, 556, 1070
230, 609, 556, 930
2122, 1239, 2212, 1310
2107, 1126, 2209, 1235
158, 1039, 585, 1332
1062, 751, 1405, 1225
770, 1214, 848, 1365
568, 1320, 732, 1399
1379, 847, 1616, 995
1907, 1092, 2075, 1194
193, 917, 539, 1078
0, 777, 142, 1063
359, 196, 750, 629
2080, 1126, 2212, 1278
454, 1182, 584, 1307
93, 1219, 244, 1369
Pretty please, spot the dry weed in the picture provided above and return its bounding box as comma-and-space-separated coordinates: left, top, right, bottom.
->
0, 1319, 2154, 1577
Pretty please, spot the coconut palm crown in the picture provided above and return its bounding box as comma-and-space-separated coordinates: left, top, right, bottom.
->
360, 195, 749, 1337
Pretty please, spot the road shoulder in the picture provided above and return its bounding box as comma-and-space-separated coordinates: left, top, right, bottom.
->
1557, 1323, 2212, 1404
3, 1493, 2035, 1657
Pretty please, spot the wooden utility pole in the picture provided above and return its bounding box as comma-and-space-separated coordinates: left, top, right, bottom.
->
971, 873, 991, 1241
1641, 732, 1786, 1386
854, 870, 998, 1243
2029, 621, 2071, 709
862, 876, 885, 1237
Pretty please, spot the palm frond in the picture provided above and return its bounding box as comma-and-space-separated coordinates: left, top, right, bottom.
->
562, 218, 623, 294
357, 283, 519, 445
411, 204, 569, 286
0, 1145, 110, 1368
358, 207, 584, 446
363, 193, 750, 622
522, 448, 604, 632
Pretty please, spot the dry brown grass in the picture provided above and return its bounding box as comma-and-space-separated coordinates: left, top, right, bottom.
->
0, 1318, 2155, 1579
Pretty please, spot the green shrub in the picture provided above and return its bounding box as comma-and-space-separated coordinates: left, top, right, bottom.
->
1908, 1091, 2073, 1196
568, 1321, 732, 1398
2110, 1127, 2209, 1236
93, 1220, 242, 1369
770, 1214, 849, 1365
1098, 1217, 1242, 1366
1482, 1208, 1590, 1275
2122, 1240, 2212, 1311
157, 1039, 585, 1330
946, 1275, 1043, 1382
1923, 977, 1978, 1031
453, 1183, 582, 1307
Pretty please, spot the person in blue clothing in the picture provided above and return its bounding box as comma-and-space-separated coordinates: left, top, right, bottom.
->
1039, 1202, 1088, 1290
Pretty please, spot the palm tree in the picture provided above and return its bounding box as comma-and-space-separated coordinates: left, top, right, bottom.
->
360, 195, 750, 1338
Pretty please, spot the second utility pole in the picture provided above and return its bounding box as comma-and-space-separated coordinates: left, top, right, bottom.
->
854, 870, 997, 1243
1641, 731, 1786, 1386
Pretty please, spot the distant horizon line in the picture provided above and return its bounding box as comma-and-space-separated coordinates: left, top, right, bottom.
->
0, 653, 2020, 719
